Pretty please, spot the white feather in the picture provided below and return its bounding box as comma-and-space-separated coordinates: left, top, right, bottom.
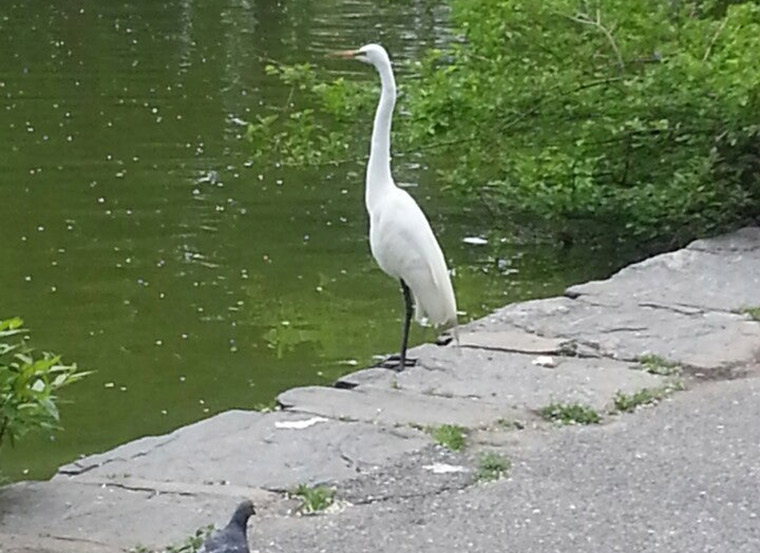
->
369, 187, 457, 326
354, 43, 458, 335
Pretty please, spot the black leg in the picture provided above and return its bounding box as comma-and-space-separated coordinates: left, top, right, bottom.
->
377, 280, 417, 371
398, 279, 414, 371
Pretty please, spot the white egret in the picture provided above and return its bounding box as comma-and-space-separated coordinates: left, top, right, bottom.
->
334, 44, 457, 370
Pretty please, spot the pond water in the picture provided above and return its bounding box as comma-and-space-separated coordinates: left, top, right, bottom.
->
0, 0, 633, 481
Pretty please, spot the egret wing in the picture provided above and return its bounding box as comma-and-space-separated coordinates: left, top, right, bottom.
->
369, 190, 457, 326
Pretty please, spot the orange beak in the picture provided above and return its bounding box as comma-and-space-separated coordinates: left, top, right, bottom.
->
327, 49, 359, 59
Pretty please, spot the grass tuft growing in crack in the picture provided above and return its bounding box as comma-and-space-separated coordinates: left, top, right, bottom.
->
613, 388, 664, 412
738, 306, 760, 321
292, 484, 335, 514
638, 354, 681, 376
539, 402, 601, 425
613, 382, 682, 413
430, 424, 467, 451
475, 452, 512, 482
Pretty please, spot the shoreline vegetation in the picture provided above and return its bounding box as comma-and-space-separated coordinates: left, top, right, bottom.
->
0, 318, 88, 481
247, 0, 760, 249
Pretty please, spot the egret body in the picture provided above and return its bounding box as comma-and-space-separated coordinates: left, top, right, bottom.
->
336, 44, 457, 370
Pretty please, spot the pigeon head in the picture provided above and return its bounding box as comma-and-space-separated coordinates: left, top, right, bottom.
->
229, 499, 256, 529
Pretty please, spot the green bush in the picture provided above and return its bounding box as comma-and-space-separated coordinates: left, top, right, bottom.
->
0, 317, 89, 456
432, 0, 760, 244
249, 0, 760, 246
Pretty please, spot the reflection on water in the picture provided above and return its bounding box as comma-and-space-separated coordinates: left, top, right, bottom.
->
0, 0, 630, 480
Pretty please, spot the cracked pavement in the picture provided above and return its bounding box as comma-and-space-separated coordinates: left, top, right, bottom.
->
1, 227, 759, 552
256, 376, 760, 553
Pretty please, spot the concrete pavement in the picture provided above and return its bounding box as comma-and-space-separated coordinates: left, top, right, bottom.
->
256, 375, 760, 553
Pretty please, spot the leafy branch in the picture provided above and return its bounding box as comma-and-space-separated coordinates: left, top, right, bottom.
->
559, 9, 625, 72
0, 317, 90, 457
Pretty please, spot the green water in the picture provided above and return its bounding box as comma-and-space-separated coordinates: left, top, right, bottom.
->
0, 0, 631, 481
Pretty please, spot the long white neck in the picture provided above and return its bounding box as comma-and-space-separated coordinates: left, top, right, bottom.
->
365, 59, 397, 213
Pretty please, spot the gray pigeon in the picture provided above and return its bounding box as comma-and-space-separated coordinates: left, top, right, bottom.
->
199, 500, 255, 553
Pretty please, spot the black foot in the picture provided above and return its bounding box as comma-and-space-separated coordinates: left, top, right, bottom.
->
377, 354, 417, 372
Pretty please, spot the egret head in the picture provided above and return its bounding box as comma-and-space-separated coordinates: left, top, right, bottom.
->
331, 43, 390, 68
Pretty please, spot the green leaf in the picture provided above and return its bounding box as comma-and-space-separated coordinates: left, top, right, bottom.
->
0, 317, 89, 455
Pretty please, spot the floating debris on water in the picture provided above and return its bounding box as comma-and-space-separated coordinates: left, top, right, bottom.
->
229, 115, 248, 126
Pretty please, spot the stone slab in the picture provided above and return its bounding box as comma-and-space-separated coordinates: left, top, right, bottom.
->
458, 330, 571, 354
68, 476, 278, 503
567, 227, 760, 313
688, 226, 760, 253
0, 532, 124, 553
339, 344, 665, 413
278, 385, 520, 427
0, 479, 246, 550
57, 410, 427, 490
1, 411, 427, 549
473, 296, 760, 369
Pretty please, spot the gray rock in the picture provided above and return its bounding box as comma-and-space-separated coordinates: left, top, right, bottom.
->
0, 532, 124, 553
475, 296, 760, 370
0, 478, 247, 549
688, 226, 760, 253
396, 344, 665, 411
458, 330, 571, 354
0, 411, 428, 550
278, 385, 519, 427
289, 345, 665, 426
58, 410, 427, 490
567, 232, 760, 312
336, 367, 399, 389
